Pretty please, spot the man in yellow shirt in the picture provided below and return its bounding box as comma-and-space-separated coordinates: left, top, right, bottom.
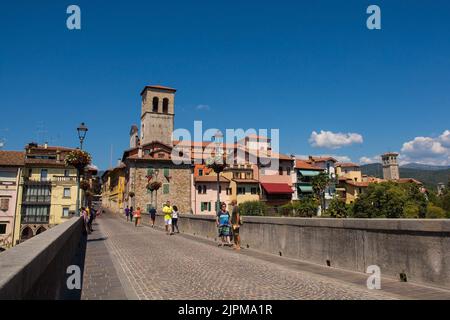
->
163, 201, 173, 235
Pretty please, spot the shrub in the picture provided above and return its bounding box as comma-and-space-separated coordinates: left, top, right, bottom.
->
238, 201, 267, 216
294, 197, 319, 217
426, 204, 447, 219
326, 197, 349, 218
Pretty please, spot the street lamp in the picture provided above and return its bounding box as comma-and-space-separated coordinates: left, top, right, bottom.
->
76, 122, 88, 216
77, 122, 88, 150
214, 131, 224, 214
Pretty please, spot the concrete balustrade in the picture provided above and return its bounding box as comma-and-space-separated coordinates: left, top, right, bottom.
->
0, 217, 85, 299
148, 213, 450, 289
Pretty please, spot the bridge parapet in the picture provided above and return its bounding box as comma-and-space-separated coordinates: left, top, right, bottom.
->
0, 217, 84, 299
150, 213, 450, 289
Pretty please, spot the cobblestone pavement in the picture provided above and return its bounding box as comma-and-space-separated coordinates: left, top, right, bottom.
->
81, 220, 128, 300
82, 213, 403, 300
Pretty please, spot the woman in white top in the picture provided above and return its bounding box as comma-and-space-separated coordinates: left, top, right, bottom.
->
171, 205, 180, 234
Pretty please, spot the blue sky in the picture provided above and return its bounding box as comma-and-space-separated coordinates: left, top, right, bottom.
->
1, 0, 450, 169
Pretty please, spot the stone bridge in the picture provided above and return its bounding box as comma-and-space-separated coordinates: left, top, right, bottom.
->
0, 210, 449, 300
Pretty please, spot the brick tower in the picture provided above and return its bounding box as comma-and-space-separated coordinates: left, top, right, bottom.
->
140, 85, 176, 146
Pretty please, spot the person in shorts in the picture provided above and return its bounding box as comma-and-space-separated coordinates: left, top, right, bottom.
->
171, 205, 180, 233
149, 206, 157, 227
163, 201, 173, 235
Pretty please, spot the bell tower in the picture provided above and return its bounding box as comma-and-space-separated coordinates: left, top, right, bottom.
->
381, 152, 400, 180
140, 85, 176, 146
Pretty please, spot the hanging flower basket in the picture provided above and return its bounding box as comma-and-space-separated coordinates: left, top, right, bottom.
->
128, 191, 135, 198
147, 181, 162, 191
65, 150, 92, 170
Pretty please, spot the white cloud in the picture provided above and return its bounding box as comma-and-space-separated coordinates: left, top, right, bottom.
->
400, 130, 450, 165
309, 130, 363, 149
195, 104, 210, 111
359, 155, 381, 165
439, 130, 450, 148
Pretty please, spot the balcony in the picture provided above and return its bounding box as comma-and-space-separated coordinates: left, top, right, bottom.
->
53, 176, 77, 183
21, 214, 50, 224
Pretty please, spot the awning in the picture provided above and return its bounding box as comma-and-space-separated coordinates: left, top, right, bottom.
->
299, 170, 321, 177
298, 185, 313, 193
261, 183, 293, 194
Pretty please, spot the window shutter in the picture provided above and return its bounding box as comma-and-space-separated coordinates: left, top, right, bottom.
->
163, 183, 169, 194
208, 202, 211, 211
163, 168, 170, 176
147, 168, 154, 176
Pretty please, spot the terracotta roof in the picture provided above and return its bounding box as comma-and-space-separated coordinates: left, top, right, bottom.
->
309, 156, 337, 163
194, 176, 230, 183
261, 183, 293, 194
140, 85, 177, 95
343, 180, 370, 187
232, 179, 259, 184
396, 178, 422, 185
0, 151, 25, 166
336, 162, 360, 168
295, 160, 323, 170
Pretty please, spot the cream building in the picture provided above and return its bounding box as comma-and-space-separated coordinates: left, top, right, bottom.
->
13, 143, 80, 245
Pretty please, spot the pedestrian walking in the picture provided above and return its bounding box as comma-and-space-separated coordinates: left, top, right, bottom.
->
230, 200, 242, 251
216, 202, 232, 247
81, 207, 90, 235
163, 201, 173, 235
134, 207, 141, 227
149, 206, 157, 227
171, 205, 180, 234
129, 206, 134, 223
125, 206, 130, 222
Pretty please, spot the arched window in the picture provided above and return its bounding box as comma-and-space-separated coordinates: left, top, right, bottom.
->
21, 227, 34, 240
162, 98, 169, 114
152, 97, 159, 112
36, 226, 46, 235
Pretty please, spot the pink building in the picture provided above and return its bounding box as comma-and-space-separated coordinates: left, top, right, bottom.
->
0, 151, 24, 250
192, 175, 231, 215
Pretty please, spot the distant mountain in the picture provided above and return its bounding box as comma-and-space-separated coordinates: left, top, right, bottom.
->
401, 163, 450, 171
360, 163, 450, 191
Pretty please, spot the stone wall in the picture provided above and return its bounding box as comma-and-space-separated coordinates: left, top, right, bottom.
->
148, 214, 450, 289
0, 217, 85, 299
129, 162, 192, 214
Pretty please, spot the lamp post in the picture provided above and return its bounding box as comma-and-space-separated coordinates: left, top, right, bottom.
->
76, 122, 88, 216
214, 131, 224, 214
77, 122, 88, 150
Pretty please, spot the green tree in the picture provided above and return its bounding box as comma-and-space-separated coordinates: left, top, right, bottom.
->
326, 197, 349, 218
351, 182, 407, 218
426, 204, 447, 219
311, 172, 330, 215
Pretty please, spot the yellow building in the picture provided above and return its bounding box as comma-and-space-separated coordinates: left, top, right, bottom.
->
101, 163, 126, 214
13, 143, 80, 245
335, 163, 368, 204
222, 164, 260, 204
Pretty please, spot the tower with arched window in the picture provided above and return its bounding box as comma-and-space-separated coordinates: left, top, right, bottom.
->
140, 85, 176, 146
